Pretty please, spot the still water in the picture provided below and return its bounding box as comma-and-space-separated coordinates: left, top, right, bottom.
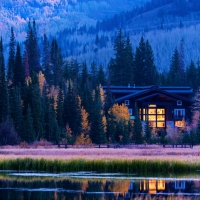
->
0, 171, 200, 199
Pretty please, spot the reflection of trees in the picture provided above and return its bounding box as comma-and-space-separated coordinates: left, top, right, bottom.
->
0, 178, 199, 199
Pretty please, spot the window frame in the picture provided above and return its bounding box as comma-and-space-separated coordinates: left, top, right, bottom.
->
125, 100, 130, 106
128, 108, 132, 116
177, 100, 182, 106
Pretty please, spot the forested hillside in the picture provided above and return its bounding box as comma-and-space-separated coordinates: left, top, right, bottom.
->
1, 20, 200, 146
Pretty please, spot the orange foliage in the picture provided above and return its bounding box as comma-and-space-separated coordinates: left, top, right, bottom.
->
38, 71, 45, 94
49, 85, 59, 109
108, 103, 130, 123
81, 107, 90, 133
75, 107, 92, 145
25, 76, 32, 86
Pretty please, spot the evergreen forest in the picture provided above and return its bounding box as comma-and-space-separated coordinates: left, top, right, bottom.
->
1, 21, 200, 146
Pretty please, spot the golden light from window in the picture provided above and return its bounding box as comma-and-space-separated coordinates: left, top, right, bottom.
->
157, 109, 165, 114
157, 180, 165, 190
148, 115, 156, 121
157, 122, 165, 127
149, 180, 157, 194
150, 122, 156, 127
148, 109, 156, 114
175, 121, 184, 127
157, 115, 165, 121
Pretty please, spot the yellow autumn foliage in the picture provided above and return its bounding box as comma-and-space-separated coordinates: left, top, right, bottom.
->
75, 133, 92, 145
38, 71, 45, 94
108, 103, 130, 123
75, 107, 92, 145
81, 107, 90, 133
25, 76, 32, 86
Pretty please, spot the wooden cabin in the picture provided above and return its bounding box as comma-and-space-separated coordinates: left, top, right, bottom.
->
102, 85, 194, 129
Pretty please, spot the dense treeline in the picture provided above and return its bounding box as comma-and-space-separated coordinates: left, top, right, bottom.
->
109, 29, 200, 91
1, 23, 200, 146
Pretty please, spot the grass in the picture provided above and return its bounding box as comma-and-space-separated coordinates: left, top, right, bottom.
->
0, 158, 199, 175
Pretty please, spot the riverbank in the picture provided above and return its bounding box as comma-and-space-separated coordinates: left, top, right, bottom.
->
0, 145, 199, 162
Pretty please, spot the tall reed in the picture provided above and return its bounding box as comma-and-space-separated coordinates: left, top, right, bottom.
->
0, 158, 198, 174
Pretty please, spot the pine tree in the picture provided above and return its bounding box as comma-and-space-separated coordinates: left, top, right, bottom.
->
25, 20, 41, 73
134, 104, 143, 144
63, 82, 82, 137
56, 85, 64, 128
23, 104, 35, 143
90, 61, 98, 89
24, 47, 30, 79
145, 40, 158, 85
179, 38, 185, 85
32, 20, 41, 73
109, 29, 125, 85
51, 39, 63, 86
42, 34, 53, 85
13, 43, 25, 87
90, 87, 107, 144
7, 27, 15, 83
97, 64, 106, 86
9, 87, 23, 139
0, 37, 8, 123
134, 37, 158, 86
29, 73, 44, 140
168, 48, 182, 86
186, 60, 198, 90
124, 36, 134, 85
134, 37, 146, 86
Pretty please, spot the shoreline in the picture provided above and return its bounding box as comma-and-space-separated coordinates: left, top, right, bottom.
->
0, 145, 199, 162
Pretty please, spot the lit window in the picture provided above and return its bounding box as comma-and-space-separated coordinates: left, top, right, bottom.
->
128, 109, 132, 115
175, 121, 185, 127
149, 122, 156, 127
125, 100, 130, 106
148, 109, 156, 114
157, 122, 165, 127
148, 115, 156, 121
157, 109, 165, 114
177, 100, 182, 106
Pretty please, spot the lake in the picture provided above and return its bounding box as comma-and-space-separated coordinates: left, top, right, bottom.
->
0, 171, 200, 199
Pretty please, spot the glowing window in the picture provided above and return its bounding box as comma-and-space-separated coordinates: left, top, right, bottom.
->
157, 115, 165, 121
175, 121, 184, 127
128, 109, 132, 115
157, 122, 165, 127
157, 180, 165, 190
157, 109, 165, 114
149, 122, 156, 127
148, 115, 156, 121
148, 109, 156, 114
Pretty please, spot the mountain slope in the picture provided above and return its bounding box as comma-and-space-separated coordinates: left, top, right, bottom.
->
0, 0, 149, 43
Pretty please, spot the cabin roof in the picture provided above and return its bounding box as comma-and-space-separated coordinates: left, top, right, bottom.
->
102, 86, 194, 103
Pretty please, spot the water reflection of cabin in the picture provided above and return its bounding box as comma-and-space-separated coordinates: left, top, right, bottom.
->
103, 86, 193, 129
